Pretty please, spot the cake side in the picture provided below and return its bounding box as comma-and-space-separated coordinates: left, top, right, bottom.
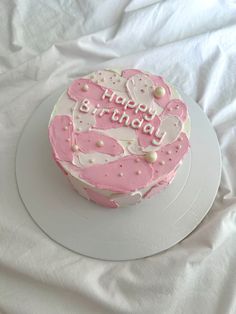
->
48, 69, 190, 208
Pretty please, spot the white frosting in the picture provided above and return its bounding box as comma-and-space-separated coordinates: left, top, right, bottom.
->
154, 116, 182, 146
72, 100, 96, 132
100, 127, 136, 141
50, 92, 75, 119
85, 69, 127, 98
112, 191, 142, 207
126, 73, 163, 114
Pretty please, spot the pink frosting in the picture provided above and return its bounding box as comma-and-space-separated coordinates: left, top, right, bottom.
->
86, 188, 118, 208
80, 156, 154, 193
48, 115, 73, 162
152, 132, 189, 180
162, 99, 188, 122
74, 130, 124, 156
68, 78, 105, 102
144, 170, 176, 199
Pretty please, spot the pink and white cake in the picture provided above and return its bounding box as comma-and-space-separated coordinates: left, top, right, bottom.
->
48, 69, 190, 208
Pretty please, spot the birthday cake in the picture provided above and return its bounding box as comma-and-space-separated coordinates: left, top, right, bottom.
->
48, 69, 190, 208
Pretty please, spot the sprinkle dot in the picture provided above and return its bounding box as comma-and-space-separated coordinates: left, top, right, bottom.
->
176, 144, 182, 150
159, 160, 165, 166
135, 158, 140, 163
118, 172, 124, 177
101, 78, 105, 82
140, 89, 145, 93
96, 104, 100, 108
136, 170, 142, 175
66, 138, 70, 142
89, 159, 94, 164
63, 126, 68, 131
166, 150, 172, 155
178, 137, 183, 142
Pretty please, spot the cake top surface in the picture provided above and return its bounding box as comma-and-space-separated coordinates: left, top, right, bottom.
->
48, 69, 190, 196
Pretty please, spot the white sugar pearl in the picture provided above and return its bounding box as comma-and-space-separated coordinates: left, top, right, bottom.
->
63, 126, 68, 130
144, 151, 157, 163
159, 160, 165, 165
118, 172, 124, 177
154, 86, 166, 98
71, 144, 79, 152
96, 140, 104, 147
82, 84, 89, 91
136, 170, 142, 175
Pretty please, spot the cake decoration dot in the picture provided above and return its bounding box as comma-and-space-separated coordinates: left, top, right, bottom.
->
166, 150, 172, 155
71, 144, 79, 152
66, 138, 70, 142
178, 137, 183, 142
176, 144, 182, 149
136, 170, 142, 175
96, 104, 100, 108
135, 158, 140, 163
82, 84, 89, 91
175, 105, 180, 109
144, 151, 158, 163
101, 78, 105, 82
89, 159, 94, 163
159, 160, 165, 165
63, 126, 68, 130
118, 172, 124, 177
69, 121, 72, 125
96, 140, 104, 147
154, 86, 166, 98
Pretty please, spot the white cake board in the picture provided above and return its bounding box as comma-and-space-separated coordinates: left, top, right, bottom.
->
16, 89, 221, 261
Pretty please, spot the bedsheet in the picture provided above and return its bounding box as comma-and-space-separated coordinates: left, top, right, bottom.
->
0, 1, 236, 313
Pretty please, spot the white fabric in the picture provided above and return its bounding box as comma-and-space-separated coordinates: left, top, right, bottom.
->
0, 0, 236, 313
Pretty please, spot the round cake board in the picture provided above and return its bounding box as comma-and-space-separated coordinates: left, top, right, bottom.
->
16, 89, 221, 261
